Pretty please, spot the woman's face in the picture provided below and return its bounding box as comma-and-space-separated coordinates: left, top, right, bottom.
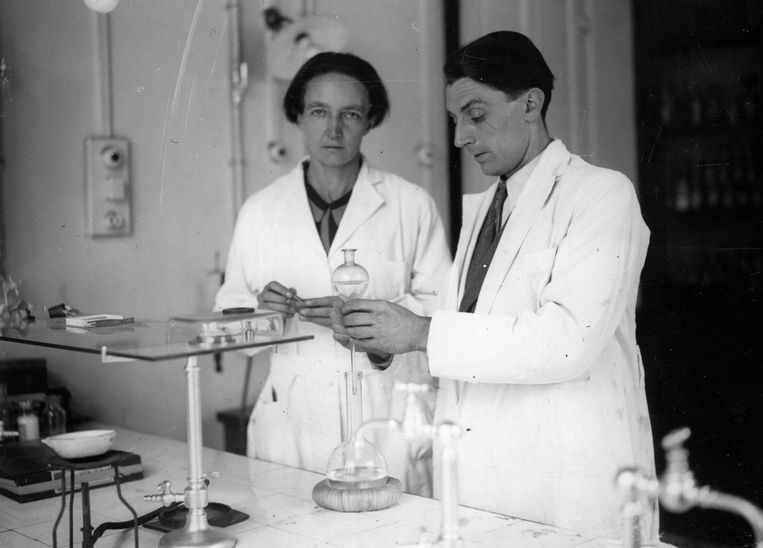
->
298, 72, 370, 170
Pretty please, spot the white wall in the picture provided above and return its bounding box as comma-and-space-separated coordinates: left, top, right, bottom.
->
1, 0, 236, 448
459, 0, 637, 194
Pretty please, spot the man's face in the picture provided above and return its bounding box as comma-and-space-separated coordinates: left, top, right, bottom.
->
298, 72, 370, 170
446, 77, 531, 178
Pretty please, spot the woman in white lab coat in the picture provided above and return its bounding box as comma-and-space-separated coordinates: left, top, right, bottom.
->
214, 52, 451, 492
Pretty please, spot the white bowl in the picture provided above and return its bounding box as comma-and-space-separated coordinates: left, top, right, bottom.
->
42, 429, 116, 459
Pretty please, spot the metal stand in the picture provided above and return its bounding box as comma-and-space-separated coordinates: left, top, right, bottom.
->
357, 383, 464, 548
158, 356, 236, 548
51, 462, 138, 548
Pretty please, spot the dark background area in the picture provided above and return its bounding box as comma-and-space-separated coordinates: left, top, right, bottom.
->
633, 0, 762, 546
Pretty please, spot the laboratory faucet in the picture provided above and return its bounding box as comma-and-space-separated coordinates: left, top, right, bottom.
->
357, 383, 464, 548
615, 427, 763, 548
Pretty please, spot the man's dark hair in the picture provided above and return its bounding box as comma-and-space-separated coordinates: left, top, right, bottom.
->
444, 31, 555, 120
284, 52, 390, 129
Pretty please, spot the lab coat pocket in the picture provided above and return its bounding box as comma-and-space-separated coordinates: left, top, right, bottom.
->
371, 259, 407, 300
522, 247, 557, 306
249, 376, 297, 462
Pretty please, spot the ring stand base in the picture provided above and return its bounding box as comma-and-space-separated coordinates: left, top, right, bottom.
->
158, 519, 236, 548
312, 476, 402, 512
144, 502, 249, 533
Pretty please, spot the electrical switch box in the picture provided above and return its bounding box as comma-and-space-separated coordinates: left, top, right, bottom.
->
85, 136, 131, 237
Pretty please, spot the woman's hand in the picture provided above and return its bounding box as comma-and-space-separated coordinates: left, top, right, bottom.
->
294, 295, 344, 327
257, 281, 302, 317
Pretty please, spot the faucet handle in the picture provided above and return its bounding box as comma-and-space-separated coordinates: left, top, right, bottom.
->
662, 427, 691, 452
662, 427, 692, 475
143, 479, 184, 505
659, 427, 698, 513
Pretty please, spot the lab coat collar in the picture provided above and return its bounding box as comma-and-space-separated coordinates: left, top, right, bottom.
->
329, 158, 385, 257
456, 139, 572, 311
292, 156, 385, 260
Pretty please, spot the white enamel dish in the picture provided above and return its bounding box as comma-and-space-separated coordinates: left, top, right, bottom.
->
41, 429, 116, 459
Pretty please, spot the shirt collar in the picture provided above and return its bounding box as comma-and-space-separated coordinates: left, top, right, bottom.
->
501, 151, 542, 223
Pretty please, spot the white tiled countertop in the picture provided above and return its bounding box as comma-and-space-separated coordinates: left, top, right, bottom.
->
0, 424, 622, 547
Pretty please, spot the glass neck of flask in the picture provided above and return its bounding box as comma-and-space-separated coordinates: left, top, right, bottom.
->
342, 248, 356, 265
344, 370, 363, 442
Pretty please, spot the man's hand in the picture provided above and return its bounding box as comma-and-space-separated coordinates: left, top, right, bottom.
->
334, 299, 430, 355
294, 296, 343, 328
256, 281, 302, 317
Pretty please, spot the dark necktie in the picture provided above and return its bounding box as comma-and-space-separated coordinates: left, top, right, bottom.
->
305, 181, 352, 253
459, 179, 508, 313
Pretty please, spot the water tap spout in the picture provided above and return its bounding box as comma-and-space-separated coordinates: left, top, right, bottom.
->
143, 480, 185, 506
659, 428, 763, 547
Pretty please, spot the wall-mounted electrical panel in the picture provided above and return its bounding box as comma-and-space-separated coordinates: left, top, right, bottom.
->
85, 136, 131, 237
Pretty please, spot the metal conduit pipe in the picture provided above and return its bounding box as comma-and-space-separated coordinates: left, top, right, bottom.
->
227, 0, 247, 218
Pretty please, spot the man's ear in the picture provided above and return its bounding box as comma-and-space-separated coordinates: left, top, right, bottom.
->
523, 88, 545, 121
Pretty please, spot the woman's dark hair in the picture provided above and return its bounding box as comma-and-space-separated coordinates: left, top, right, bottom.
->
444, 31, 555, 120
283, 52, 390, 129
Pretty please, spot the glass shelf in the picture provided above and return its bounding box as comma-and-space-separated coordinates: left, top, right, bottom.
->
0, 317, 311, 362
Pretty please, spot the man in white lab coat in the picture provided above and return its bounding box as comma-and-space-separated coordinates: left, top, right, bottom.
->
338, 31, 660, 542
215, 52, 451, 494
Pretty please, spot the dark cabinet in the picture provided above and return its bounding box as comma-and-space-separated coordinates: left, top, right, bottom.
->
635, 0, 762, 369
633, 1, 762, 546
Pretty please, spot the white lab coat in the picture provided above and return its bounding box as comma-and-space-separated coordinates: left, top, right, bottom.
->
215, 159, 451, 491
427, 140, 659, 541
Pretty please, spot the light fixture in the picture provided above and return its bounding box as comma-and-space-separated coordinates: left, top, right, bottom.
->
83, 0, 119, 14
264, 7, 348, 80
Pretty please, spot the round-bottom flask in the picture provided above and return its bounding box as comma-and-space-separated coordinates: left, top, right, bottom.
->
331, 249, 369, 300
325, 371, 388, 490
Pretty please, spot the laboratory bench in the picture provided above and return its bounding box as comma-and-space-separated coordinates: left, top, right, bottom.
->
0, 424, 626, 548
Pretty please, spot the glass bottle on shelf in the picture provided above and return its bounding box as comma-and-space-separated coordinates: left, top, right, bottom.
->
325, 370, 388, 489
16, 399, 39, 441
674, 168, 691, 213
660, 85, 673, 124
661, 164, 675, 211
45, 394, 67, 437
